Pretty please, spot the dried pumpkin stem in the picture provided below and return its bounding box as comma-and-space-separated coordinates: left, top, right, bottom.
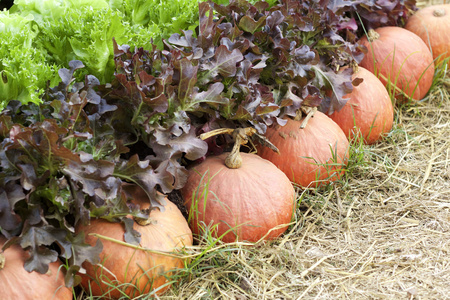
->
225, 130, 245, 169
367, 29, 380, 42
199, 128, 234, 140
134, 217, 151, 226
200, 127, 257, 141
225, 128, 256, 169
300, 106, 318, 129
433, 8, 446, 17
199, 127, 257, 169
293, 109, 303, 122
133, 209, 156, 226
0, 252, 5, 270
225, 140, 243, 168
351, 61, 359, 73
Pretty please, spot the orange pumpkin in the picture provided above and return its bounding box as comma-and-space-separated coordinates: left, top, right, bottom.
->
257, 111, 349, 188
405, 4, 450, 67
77, 185, 192, 299
328, 67, 394, 144
181, 152, 295, 243
359, 26, 435, 101
0, 237, 72, 300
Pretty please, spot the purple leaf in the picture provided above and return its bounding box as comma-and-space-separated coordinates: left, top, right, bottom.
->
63, 156, 115, 197
313, 65, 353, 114
200, 46, 244, 84
70, 232, 103, 273
193, 82, 226, 106
122, 218, 142, 245
0, 189, 22, 232
114, 155, 167, 211
337, 18, 358, 31
168, 30, 198, 48
239, 15, 267, 34
173, 58, 198, 106
19, 225, 67, 274
152, 127, 208, 162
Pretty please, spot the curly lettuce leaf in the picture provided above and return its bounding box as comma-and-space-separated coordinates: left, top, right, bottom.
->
32, 7, 155, 84
10, 0, 111, 21
0, 11, 59, 109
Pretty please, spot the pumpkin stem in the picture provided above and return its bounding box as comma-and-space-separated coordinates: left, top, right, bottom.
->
223, 128, 245, 168
225, 128, 257, 169
433, 8, 446, 17
199, 128, 235, 140
367, 29, 380, 42
199, 127, 258, 169
0, 252, 5, 270
300, 106, 318, 129
351, 60, 359, 73
134, 217, 157, 226
293, 109, 303, 122
133, 209, 158, 226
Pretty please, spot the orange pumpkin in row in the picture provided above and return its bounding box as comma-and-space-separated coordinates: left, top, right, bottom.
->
77, 184, 193, 299
359, 26, 435, 101
329, 67, 394, 145
0, 237, 72, 300
182, 128, 296, 243
406, 4, 450, 67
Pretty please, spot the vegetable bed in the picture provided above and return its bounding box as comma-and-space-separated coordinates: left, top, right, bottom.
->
1, 0, 449, 299
159, 60, 450, 299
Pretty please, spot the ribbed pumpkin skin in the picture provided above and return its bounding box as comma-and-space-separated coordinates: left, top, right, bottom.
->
77, 186, 193, 299
328, 67, 394, 144
257, 111, 349, 188
181, 152, 295, 243
0, 237, 72, 300
359, 26, 435, 101
405, 4, 450, 67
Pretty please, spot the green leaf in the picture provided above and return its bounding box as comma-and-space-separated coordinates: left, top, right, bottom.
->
0, 11, 58, 108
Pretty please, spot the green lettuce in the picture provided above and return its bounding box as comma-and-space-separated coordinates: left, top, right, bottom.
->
118, 0, 200, 39
9, 0, 112, 21
0, 11, 59, 110
33, 7, 156, 83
